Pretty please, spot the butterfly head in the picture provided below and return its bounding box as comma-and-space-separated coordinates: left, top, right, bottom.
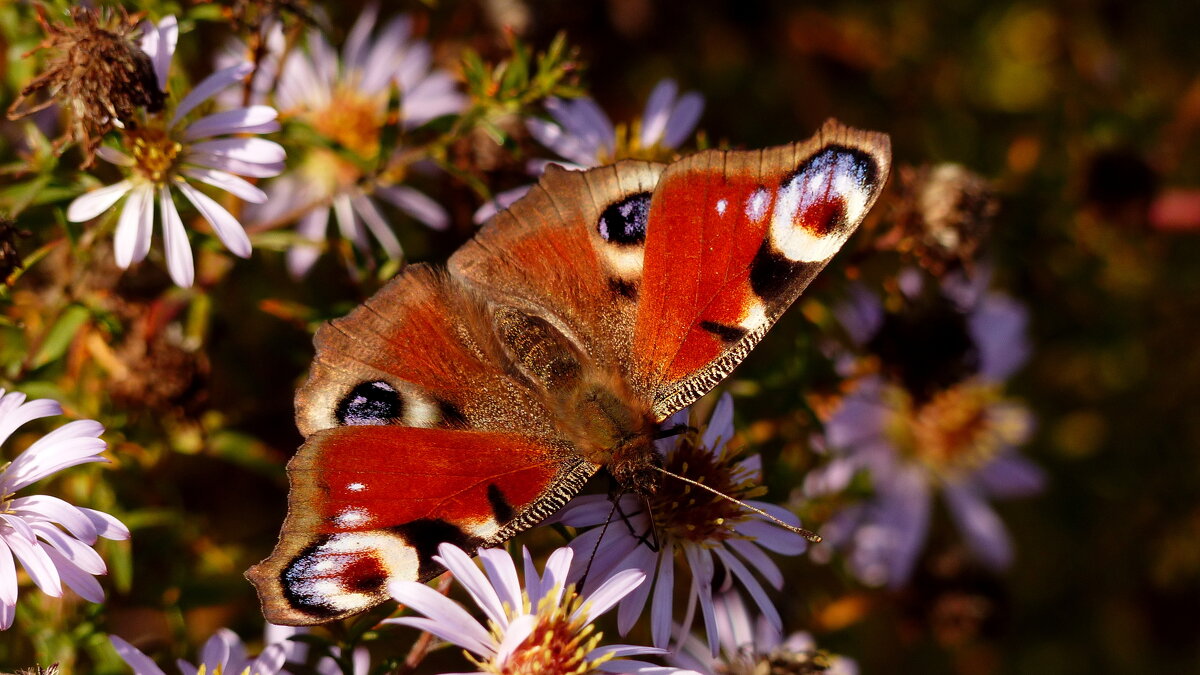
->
609, 434, 663, 495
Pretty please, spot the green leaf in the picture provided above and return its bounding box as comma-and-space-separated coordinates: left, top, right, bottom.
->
32, 304, 90, 368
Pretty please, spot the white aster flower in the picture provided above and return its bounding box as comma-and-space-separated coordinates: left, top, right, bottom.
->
474, 78, 704, 223
388, 543, 692, 675
669, 591, 858, 675
0, 389, 130, 630
110, 625, 292, 675
549, 393, 808, 657
246, 4, 464, 278
66, 15, 285, 288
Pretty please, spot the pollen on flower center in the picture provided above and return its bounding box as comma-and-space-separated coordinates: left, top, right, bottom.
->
648, 431, 764, 542
887, 381, 1027, 475
599, 121, 680, 165
479, 587, 611, 675
127, 125, 182, 184
306, 89, 387, 158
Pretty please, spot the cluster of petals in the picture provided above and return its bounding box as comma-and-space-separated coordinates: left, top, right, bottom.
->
242, 4, 465, 277
669, 591, 857, 675
0, 390, 129, 630
806, 268, 1045, 586
474, 78, 704, 223
549, 394, 807, 656
388, 542, 693, 674
66, 15, 285, 287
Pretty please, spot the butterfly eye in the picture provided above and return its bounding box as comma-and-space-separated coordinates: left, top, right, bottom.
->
336, 381, 403, 425
597, 192, 651, 245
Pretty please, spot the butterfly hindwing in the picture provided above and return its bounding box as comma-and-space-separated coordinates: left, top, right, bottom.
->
247, 426, 595, 625
631, 120, 891, 416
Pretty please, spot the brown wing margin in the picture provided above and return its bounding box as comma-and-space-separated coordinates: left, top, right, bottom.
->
247, 425, 597, 625
629, 120, 892, 418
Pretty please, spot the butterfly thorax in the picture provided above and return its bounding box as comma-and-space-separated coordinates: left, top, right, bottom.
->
492, 304, 661, 495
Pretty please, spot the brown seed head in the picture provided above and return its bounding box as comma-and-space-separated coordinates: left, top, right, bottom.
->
7, 6, 165, 168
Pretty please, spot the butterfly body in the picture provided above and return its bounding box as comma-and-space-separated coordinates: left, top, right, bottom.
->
248, 119, 891, 625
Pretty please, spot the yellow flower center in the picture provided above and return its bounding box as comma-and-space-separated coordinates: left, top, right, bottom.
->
127, 125, 182, 184
595, 119, 687, 165
303, 88, 387, 159
647, 430, 763, 543
884, 380, 1030, 478
475, 586, 613, 675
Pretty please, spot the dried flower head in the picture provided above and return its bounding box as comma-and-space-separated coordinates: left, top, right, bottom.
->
7, 6, 165, 168
875, 164, 998, 274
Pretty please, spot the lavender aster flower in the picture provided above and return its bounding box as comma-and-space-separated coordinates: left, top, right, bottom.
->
66, 15, 285, 288
807, 274, 1044, 587
247, 5, 464, 277
110, 625, 291, 675
549, 394, 808, 656
669, 591, 857, 675
474, 79, 704, 223
0, 389, 129, 630
388, 543, 690, 675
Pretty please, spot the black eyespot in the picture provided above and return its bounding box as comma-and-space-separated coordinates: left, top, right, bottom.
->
336, 381, 403, 426
597, 192, 651, 245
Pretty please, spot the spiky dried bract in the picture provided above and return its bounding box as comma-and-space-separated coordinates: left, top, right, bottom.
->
7, 6, 164, 168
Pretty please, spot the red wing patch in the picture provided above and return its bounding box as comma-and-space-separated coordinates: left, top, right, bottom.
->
247, 426, 596, 625
631, 121, 891, 417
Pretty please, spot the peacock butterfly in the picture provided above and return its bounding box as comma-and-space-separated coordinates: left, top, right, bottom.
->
247, 119, 891, 625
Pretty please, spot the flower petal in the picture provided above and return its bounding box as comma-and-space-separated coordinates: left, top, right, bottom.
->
700, 392, 734, 450
79, 507, 130, 541
0, 540, 17, 605
181, 167, 268, 204
662, 91, 704, 149
188, 152, 284, 178
171, 62, 255, 127
639, 79, 678, 148
3, 519, 62, 596
615, 544, 657, 634
31, 521, 105, 575
110, 635, 168, 675
649, 547, 673, 648
113, 185, 153, 268
184, 106, 280, 141
388, 580, 494, 656
176, 181, 253, 258
575, 568, 644, 626
189, 137, 286, 164
478, 548, 523, 620
375, 185, 450, 231
158, 187, 195, 287
435, 544, 508, 630
68, 181, 133, 223
943, 482, 1013, 570
10, 494, 98, 544
494, 614, 536, 665
287, 207, 330, 278
350, 194, 403, 260
0, 392, 61, 450
97, 146, 134, 167
41, 544, 104, 603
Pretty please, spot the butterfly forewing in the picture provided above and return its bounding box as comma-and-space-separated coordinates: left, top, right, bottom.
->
631, 120, 891, 417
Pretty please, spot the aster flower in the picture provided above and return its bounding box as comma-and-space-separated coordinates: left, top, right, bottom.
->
668, 591, 857, 675
473, 79, 704, 223
388, 543, 689, 675
65, 15, 285, 288
805, 272, 1044, 587
245, 4, 464, 277
110, 625, 291, 675
549, 393, 808, 656
0, 389, 130, 630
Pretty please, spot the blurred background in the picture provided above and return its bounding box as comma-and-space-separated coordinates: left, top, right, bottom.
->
3, 0, 1200, 673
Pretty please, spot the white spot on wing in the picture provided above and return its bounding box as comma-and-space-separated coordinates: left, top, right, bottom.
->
347, 482, 366, 492
770, 149, 874, 263
335, 508, 370, 527
288, 531, 420, 613
739, 303, 768, 332
716, 198, 728, 216
404, 396, 441, 428
745, 188, 770, 222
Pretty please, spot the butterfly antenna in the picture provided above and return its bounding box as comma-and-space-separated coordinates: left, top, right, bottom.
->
579, 494, 621, 592
649, 465, 822, 543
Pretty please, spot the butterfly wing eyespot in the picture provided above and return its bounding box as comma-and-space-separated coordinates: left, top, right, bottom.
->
247, 425, 597, 625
